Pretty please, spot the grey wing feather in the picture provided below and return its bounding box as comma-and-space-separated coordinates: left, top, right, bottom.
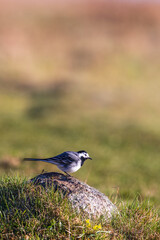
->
50, 151, 79, 164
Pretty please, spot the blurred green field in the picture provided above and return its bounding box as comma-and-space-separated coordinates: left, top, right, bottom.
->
0, 1, 160, 206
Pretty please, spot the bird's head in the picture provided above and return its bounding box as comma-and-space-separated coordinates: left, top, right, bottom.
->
77, 150, 92, 161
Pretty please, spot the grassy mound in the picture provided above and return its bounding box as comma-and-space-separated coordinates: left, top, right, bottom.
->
0, 175, 159, 239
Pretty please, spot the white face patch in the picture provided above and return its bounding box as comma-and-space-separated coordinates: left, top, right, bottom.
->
78, 152, 90, 159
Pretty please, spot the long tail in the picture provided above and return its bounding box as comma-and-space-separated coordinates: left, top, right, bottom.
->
23, 158, 46, 161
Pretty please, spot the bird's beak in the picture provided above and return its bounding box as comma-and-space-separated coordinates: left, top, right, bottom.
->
88, 157, 92, 160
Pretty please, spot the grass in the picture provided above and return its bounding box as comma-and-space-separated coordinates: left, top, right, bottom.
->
0, 175, 159, 239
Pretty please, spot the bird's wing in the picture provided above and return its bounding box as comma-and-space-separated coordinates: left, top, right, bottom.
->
49, 151, 79, 164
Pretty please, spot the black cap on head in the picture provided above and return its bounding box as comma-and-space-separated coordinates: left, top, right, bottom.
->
77, 150, 87, 153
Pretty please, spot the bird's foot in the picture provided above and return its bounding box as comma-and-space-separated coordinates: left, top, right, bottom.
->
64, 171, 71, 177
41, 169, 47, 174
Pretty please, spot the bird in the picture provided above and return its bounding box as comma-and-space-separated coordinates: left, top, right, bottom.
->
24, 150, 92, 176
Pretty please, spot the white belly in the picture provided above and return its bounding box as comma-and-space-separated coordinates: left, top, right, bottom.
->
58, 161, 81, 173
68, 161, 81, 173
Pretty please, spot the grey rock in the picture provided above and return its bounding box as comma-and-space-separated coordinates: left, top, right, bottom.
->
29, 172, 118, 220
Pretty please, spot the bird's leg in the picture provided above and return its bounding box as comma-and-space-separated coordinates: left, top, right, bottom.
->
64, 171, 71, 177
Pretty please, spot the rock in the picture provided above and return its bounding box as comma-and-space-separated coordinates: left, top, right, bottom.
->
29, 172, 118, 220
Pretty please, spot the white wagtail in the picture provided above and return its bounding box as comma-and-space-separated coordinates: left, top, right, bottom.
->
24, 150, 92, 176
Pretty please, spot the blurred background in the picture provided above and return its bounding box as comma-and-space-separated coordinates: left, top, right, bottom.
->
0, 0, 160, 205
